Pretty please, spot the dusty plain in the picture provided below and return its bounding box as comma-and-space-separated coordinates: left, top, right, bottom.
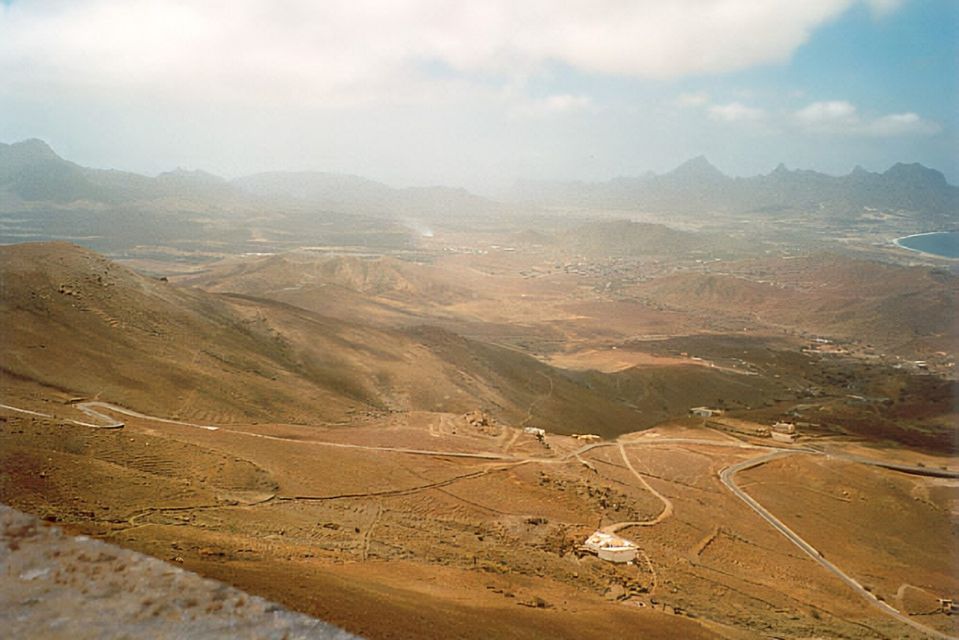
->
1, 222, 957, 639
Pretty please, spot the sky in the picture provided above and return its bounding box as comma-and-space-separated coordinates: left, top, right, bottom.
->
1, 0, 956, 191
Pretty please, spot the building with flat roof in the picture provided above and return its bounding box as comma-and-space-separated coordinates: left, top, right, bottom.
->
771, 421, 796, 434
582, 531, 638, 564
689, 406, 722, 418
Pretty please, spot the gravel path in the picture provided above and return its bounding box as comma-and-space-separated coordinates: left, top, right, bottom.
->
0, 505, 359, 639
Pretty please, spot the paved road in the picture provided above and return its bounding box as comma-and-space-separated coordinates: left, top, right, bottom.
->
4, 398, 956, 637
720, 451, 958, 640
811, 447, 959, 479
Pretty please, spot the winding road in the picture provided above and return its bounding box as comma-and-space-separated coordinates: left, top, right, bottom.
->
2, 398, 956, 638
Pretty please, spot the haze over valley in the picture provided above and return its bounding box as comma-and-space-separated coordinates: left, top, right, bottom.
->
1, 1, 957, 639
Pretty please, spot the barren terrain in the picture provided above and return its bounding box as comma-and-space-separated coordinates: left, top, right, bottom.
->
2, 237, 957, 639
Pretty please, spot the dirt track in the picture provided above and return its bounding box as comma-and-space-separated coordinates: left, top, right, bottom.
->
2, 398, 954, 639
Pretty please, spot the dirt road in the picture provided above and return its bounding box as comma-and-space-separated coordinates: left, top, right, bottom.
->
600, 442, 673, 533
3, 398, 953, 637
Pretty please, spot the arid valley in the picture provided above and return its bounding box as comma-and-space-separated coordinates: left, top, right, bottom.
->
1, 134, 958, 639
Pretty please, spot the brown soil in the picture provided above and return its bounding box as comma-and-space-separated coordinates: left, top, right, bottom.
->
2, 241, 956, 639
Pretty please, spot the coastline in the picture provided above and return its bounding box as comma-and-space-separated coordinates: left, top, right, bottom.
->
892, 231, 959, 260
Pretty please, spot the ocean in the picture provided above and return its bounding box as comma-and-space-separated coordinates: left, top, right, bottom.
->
894, 231, 959, 259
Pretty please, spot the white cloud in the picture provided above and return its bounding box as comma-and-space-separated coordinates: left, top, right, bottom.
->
510, 93, 594, 118
708, 102, 765, 122
0, 0, 898, 107
796, 100, 859, 126
675, 92, 710, 108
795, 100, 940, 136
861, 112, 941, 136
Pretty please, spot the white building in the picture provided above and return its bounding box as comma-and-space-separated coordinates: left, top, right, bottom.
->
523, 426, 546, 438
572, 433, 601, 442
690, 406, 722, 418
582, 531, 638, 564
771, 421, 796, 434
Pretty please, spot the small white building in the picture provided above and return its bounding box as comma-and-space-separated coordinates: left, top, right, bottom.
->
771, 431, 796, 443
523, 426, 546, 438
771, 421, 796, 434
690, 406, 721, 418
572, 433, 601, 443
582, 531, 638, 564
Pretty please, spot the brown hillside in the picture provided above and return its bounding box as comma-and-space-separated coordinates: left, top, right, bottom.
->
0, 242, 374, 422
183, 252, 471, 303
631, 255, 958, 354
0, 243, 655, 433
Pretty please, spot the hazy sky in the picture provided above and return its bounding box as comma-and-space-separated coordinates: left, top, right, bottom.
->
1, 0, 956, 190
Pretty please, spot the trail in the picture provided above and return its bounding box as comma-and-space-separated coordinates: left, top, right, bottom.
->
502, 428, 522, 453
6, 396, 956, 637
361, 503, 382, 561
117, 465, 523, 532
519, 372, 553, 428
600, 442, 673, 533
276, 461, 529, 503
637, 549, 658, 595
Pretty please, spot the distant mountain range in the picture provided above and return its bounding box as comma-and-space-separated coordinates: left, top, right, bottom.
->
507, 155, 958, 221
1, 139, 956, 222
0, 139, 502, 219
0, 139, 239, 206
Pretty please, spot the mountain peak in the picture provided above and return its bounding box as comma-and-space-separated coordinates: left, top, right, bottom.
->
668, 155, 726, 180
770, 162, 790, 176
883, 162, 947, 187
1, 138, 61, 164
